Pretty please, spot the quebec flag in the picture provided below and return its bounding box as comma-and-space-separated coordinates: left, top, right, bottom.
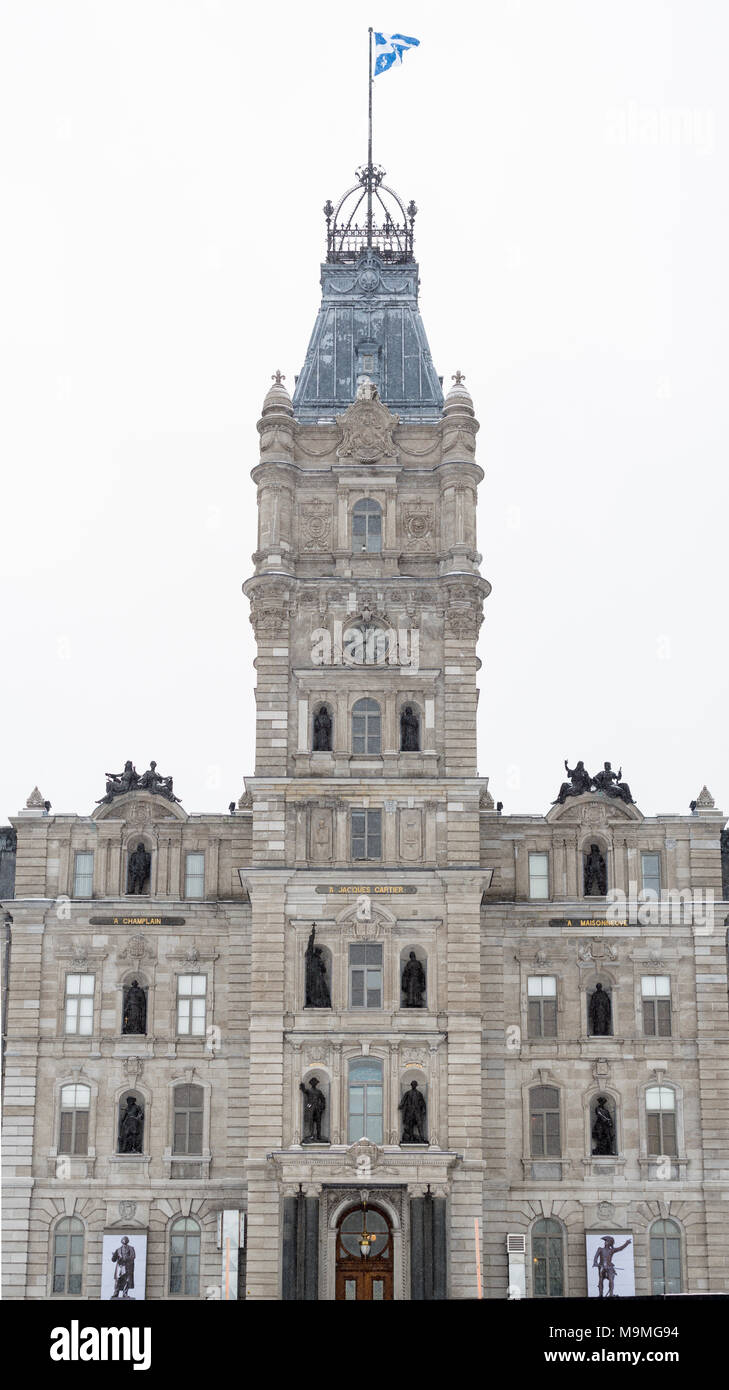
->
373, 32, 420, 76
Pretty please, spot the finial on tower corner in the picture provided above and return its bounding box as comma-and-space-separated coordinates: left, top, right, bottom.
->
452, 370, 466, 385
272, 370, 286, 385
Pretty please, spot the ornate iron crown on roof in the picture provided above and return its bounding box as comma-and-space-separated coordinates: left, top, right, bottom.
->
324, 165, 417, 265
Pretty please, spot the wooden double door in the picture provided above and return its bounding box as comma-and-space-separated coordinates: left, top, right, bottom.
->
335, 1203, 394, 1301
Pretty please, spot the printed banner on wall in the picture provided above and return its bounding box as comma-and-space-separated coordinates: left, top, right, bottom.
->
100, 1232, 147, 1301
585, 1232, 635, 1298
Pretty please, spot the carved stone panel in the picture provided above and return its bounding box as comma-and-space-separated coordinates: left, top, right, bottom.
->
401, 502, 435, 551
336, 392, 399, 463
310, 808, 334, 863
399, 809, 423, 862
300, 503, 333, 552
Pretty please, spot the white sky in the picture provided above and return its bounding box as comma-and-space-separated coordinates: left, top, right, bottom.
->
1, 0, 727, 824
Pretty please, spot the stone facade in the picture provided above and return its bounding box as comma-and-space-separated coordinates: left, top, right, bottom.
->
2, 177, 728, 1301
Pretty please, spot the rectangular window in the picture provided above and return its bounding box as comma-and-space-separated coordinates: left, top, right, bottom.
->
351, 809, 382, 861
528, 852, 549, 900
173, 1085, 204, 1154
348, 1059, 384, 1143
349, 944, 383, 1009
647, 1110, 677, 1156
527, 976, 557, 1037
184, 852, 205, 899
73, 851, 94, 898
642, 975, 672, 1037
58, 1085, 91, 1155
64, 974, 95, 1036
646, 1086, 677, 1156
530, 1109, 561, 1158
641, 851, 661, 897
530, 1086, 561, 1158
177, 974, 207, 1036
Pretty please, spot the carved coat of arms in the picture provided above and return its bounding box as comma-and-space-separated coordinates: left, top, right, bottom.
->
336, 384, 399, 463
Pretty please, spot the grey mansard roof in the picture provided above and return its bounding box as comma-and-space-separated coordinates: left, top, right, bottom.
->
292, 247, 444, 424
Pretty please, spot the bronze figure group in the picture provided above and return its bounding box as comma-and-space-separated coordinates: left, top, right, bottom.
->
554, 760, 635, 806
97, 760, 181, 805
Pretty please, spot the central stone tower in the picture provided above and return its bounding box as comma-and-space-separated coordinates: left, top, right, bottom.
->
241, 163, 493, 1300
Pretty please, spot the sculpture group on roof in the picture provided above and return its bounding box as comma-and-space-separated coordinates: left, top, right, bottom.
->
553, 760, 635, 806
97, 760, 181, 805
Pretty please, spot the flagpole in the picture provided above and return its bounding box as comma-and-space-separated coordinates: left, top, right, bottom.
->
367, 27, 373, 246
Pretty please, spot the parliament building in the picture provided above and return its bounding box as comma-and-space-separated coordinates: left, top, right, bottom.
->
2, 163, 728, 1302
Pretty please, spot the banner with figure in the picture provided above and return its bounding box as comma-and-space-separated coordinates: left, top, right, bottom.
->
585, 1232, 635, 1298
101, 1232, 147, 1301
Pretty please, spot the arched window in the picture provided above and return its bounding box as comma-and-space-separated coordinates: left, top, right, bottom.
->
532, 1218, 564, 1297
59, 1083, 90, 1155
348, 1058, 383, 1144
336, 1203, 393, 1301
646, 1086, 677, 1156
352, 698, 381, 754
173, 1084, 204, 1155
169, 1217, 201, 1296
650, 1219, 682, 1295
352, 498, 382, 553
52, 1217, 84, 1295
530, 1086, 561, 1157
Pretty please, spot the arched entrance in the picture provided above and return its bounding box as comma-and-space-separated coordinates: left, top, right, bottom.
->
335, 1201, 394, 1301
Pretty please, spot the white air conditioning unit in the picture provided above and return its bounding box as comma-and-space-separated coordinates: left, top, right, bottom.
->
506, 1232, 526, 1297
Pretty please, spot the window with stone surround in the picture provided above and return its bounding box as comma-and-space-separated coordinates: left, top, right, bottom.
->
529, 1085, 561, 1157
531, 1218, 565, 1297
348, 1057, 384, 1143
169, 1217, 201, 1296
58, 1083, 90, 1155
64, 973, 94, 1035
528, 851, 550, 900
52, 1217, 84, 1295
641, 851, 662, 897
72, 850, 94, 897
173, 1084, 204, 1155
177, 974, 207, 1036
184, 852, 205, 899
646, 1086, 677, 1156
351, 808, 382, 860
349, 943, 383, 1008
527, 977, 557, 1037
352, 497, 382, 553
642, 975, 672, 1036
352, 698, 381, 755
650, 1219, 682, 1295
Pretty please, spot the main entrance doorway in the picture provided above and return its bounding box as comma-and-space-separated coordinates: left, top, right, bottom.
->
335, 1203, 394, 1301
